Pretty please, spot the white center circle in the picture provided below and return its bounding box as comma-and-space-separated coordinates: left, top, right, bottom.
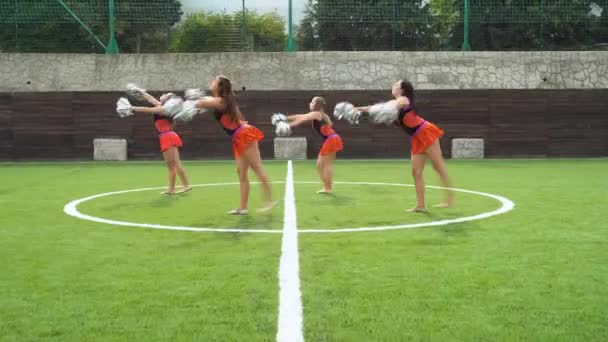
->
63, 181, 514, 234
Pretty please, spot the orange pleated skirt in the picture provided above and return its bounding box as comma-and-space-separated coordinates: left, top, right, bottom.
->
232, 124, 264, 158
410, 122, 444, 155
159, 131, 183, 152
319, 134, 344, 156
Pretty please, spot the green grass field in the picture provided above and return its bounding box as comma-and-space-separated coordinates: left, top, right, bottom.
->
1, 159, 607, 341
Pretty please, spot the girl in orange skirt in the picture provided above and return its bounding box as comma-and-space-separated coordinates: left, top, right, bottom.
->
193, 76, 275, 215
288, 96, 343, 194
358, 79, 453, 212
130, 93, 191, 195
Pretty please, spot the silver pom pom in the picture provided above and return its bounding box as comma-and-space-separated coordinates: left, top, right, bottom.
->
116, 97, 134, 118
126, 83, 147, 101
162, 97, 184, 117
271, 112, 288, 126
333, 101, 361, 125
333, 102, 351, 120
159, 92, 176, 103
184, 88, 205, 101
274, 121, 292, 137
173, 100, 200, 122
368, 101, 399, 125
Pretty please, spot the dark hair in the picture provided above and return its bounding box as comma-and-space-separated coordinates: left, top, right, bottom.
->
400, 79, 415, 104
217, 76, 244, 122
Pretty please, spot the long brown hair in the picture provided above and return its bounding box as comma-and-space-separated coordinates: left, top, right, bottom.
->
312, 96, 332, 125
217, 76, 244, 122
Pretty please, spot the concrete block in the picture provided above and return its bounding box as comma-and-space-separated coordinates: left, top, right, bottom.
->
452, 138, 484, 159
274, 137, 307, 160
94, 138, 127, 161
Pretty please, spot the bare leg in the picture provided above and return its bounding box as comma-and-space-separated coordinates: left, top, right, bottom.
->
316, 154, 325, 192
242, 142, 275, 211
409, 153, 427, 211
236, 156, 250, 210
317, 152, 336, 193
172, 150, 191, 193
162, 148, 177, 195
426, 140, 454, 207
324, 152, 336, 192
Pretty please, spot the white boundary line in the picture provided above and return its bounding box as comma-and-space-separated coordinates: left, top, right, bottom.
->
300, 182, 515, 233
63, 183, 281, 234
63, 181, 514, 233
0, 160, 298, 166
276, 161, 304, 342
4, 157, 606, 165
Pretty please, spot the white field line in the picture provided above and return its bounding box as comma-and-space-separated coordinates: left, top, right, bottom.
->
276, 160, 304, 342
63, 181, 514, 233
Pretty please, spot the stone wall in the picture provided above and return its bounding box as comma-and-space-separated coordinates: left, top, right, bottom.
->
1, 52, 607, 93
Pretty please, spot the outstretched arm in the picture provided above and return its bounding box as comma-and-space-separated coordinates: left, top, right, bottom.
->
288, 112, 322, 128
141, 93, 162, 107
357, 97, 405, 112
287, 114, 307, 122
132, 106, 167, 115
194, 96, 224, 111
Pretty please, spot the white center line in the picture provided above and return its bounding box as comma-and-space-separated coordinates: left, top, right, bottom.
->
276, 160, 304, 342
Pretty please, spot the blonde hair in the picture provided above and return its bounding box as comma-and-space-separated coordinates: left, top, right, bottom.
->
312, 96, 326, 111
312, 97, 332, 125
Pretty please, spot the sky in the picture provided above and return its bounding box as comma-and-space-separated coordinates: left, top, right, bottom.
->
180, 0, 307, 25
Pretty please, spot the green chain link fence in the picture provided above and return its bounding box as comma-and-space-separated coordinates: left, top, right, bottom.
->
1, 0, 606, 53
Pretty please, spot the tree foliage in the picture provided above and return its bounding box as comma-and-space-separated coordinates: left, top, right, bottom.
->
295, 0, 608, 51
170, 10, 286, 53
0, 0, 182, 53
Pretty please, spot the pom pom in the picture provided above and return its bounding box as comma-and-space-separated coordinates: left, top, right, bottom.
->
159, 92, 176, 103
184, 88, 205, 101
126, 83, 147, 101
333, 102, 352, 120
333, 101, 361, 125
116, 97, 134, 118
173, 100, 199, 122
271, 112, 288, 126
162, 96, 184, 117
368, 100, 399, 125
274, 121, 292, 137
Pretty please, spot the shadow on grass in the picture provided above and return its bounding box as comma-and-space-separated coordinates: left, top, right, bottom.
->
322, 193, 355, 206
147, 195, 181, 208
184, 210, 282, 241
404, 221, 481, 246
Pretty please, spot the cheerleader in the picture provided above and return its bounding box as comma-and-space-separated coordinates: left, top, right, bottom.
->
357, 80, 454, 212
129, 92, 191, 195
193, 76, 275, 215
287, 97, 343, 194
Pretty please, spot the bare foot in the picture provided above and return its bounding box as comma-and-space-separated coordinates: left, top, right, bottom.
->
228, 208, 248, 215
177, 186, 192, 194
257, 201, 278, 213
407, 207, 428, 213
